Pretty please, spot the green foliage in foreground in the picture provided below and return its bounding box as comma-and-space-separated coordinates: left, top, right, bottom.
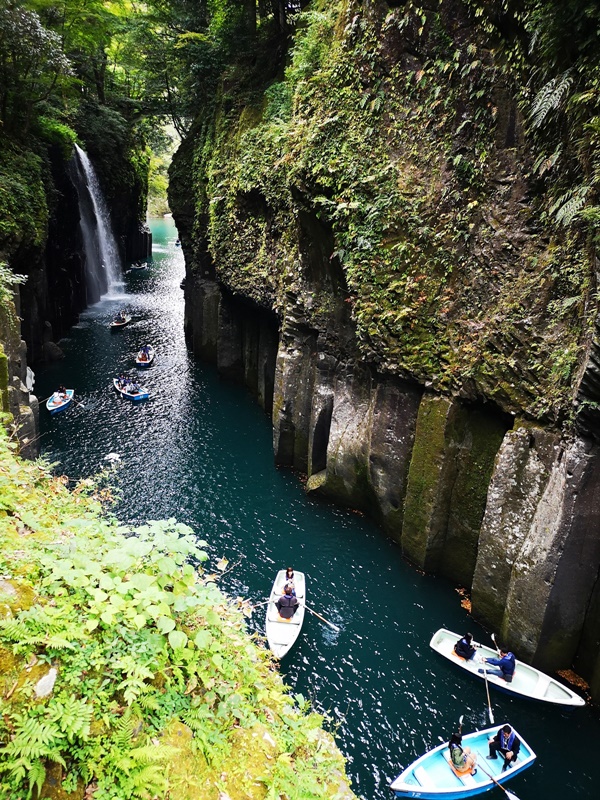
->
0, 430, 354, 800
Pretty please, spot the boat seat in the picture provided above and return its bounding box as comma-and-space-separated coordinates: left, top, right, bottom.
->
445, 753, 477, 787
267, 604, 302, 624
413, 766, 433, 788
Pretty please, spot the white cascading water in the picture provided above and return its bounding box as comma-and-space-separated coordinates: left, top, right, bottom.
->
71, 144, 122, 304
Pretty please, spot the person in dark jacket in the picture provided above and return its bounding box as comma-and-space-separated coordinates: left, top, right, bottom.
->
487, 724, 521, 771
483, 646, 516, 682
276, 585, 299, 619
454, 632, 476, 660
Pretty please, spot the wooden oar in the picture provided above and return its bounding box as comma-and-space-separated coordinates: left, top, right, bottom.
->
301, 603, 340, 632
475, 759, 521, 800
250, 599, 272, 610
491, 632, 501, 654
482, 662, 495, 723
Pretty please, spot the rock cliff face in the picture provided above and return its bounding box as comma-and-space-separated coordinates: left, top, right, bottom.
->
0, 287, 38, 458
171, 0, 600, 698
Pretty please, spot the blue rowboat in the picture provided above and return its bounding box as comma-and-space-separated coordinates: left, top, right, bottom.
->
113, 378, 149, 402
46, 389, 74, 415
430, 628, 585, 707
390, 724, 535, 799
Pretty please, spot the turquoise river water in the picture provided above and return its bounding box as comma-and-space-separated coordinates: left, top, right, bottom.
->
37, 218, 600, 800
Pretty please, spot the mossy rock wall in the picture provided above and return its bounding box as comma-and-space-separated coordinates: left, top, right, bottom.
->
173, 0, 600, 695
401, 396, 509, 585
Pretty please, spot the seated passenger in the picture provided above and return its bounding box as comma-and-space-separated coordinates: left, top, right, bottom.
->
454, 632, 477, 660
449, 732, 477, 774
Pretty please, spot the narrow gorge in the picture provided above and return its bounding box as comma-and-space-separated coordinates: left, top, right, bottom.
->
170, 0, 600, 699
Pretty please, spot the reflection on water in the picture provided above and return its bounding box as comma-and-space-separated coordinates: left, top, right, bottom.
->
38, 217, 600, 800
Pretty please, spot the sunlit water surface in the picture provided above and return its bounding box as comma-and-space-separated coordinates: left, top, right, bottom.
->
38, 217, 600, 800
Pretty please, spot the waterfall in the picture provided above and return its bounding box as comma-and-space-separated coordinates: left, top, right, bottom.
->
70, 144, 121, 304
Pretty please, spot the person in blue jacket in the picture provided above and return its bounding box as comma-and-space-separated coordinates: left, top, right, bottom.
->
487, 724, 521, 771
482, 646, 516, 682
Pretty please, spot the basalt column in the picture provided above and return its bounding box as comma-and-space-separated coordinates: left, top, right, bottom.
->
401, 396, 509, 585
472, 429, 600, 672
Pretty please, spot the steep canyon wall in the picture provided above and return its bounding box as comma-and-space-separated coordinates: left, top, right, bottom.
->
171, 0, 600, 697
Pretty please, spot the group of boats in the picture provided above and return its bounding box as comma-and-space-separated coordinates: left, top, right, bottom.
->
389, 629, 585, 799
46, 312, 155, 413
262, 569, 584, 799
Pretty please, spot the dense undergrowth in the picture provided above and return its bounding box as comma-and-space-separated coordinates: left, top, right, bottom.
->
0, 428, 354, 800
175, 0, 600, 424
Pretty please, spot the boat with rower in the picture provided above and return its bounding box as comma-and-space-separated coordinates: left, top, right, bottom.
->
113, 378, 149, 402
265, 570, 306, 658
46, 389, 74, 415
390, 723, 535, 799
135, 345, 155, 367
430, 628, 585, 707
110, 314, 131, 330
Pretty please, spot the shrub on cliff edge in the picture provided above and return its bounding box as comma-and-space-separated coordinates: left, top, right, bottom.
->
0, 429, 355, 800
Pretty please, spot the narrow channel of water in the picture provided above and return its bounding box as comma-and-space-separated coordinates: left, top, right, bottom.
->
37, 217, 600, 800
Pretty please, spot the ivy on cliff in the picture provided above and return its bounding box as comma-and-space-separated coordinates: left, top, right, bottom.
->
173, 0, 600, 422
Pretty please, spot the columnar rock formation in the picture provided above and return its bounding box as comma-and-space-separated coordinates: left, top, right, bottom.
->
171, 0, 600, 699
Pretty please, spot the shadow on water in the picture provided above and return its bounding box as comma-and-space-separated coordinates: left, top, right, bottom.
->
37, 216, 600, 800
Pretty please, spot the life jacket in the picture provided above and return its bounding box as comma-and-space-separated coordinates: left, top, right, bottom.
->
500, 730, 515, 750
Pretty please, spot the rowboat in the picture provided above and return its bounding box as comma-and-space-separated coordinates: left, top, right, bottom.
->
113, 378, 149, 402
110, 315, 131, 330
390, 724, 535, 799
135, 345, 155, 367
130, 262, 147, 271
430, 628, 585, 707
265, 570, 306, 658
46, 389, 74, 414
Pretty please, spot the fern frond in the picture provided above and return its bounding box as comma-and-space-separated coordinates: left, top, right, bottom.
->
28, 760, 46, 798
549, 185, 590, 225
530, 71, 573, 128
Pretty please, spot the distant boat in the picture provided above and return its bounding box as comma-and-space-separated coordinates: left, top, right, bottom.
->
46, 389, 74, 415
110, 315, 131, 330
265, 570, 306, 658
113, 378, 149, 402
130, 262, 147, 271
430, 628, 585, 707
135, 345, 155, 368
390, 723, 536, 799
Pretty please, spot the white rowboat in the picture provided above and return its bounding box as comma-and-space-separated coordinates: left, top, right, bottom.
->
135, 345, 155, 367
265, 570, 306, 658
430, 628, 585, 707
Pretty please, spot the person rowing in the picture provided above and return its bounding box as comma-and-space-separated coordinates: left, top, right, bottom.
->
481, 645, 516, 682
276, 585, 298, 619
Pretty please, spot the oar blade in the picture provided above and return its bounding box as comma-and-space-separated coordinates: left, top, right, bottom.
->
488, 707, 495, 724
505, 791, 520, 800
